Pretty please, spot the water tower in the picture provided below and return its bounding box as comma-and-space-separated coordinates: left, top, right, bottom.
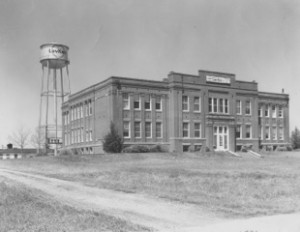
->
38, 43, 71, 155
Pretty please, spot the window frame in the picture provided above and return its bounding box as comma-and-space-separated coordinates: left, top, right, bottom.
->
145, 122, 152, 138
236, 125, 242, 139
123, 93, 130, 110
182, 96, 189, 112
182, 122, 189, 138
144, 98, 152, 111
155, 122, 162, 138
134, 121, 141, 138
245, 100, 251, 115
236, 100, 242, 115
245, 125, 252, 139
155, 97, 162, 111
193, 96, 201, 112
194, 122, 201, 138
133, 97, 141, 110
123, 121, 130, 138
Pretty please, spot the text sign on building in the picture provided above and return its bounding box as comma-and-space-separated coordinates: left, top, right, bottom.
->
206, 76, 231, 84
48, 138, 62, 144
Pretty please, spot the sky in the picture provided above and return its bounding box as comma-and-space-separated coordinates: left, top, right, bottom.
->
0, 0, 299, 147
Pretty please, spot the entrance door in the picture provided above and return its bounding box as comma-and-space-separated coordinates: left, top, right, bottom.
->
213, 126, 229, 151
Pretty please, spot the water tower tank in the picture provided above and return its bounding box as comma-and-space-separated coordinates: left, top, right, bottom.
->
40, 43, 69, 69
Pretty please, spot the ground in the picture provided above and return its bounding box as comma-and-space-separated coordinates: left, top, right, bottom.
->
1, 151, 300, 231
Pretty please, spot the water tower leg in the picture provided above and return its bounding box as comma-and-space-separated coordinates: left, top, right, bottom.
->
53, 68, 58, 156
38, 66, 45, 155
45, 61, 50, 155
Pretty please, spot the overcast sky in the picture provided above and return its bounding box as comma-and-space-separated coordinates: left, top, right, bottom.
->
0, 0, 299, 147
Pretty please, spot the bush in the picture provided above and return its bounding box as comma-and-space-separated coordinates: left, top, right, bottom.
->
149, 145, 162, 152
123, 145, 149, 153
122, 144, 164, 153
102, 122, 123, 153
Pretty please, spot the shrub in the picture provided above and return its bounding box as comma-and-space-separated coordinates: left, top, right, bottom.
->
102, 122, 123, 153
149, 145, 162, 152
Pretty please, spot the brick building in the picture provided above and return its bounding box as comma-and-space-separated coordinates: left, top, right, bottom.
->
61, 70, 290, 154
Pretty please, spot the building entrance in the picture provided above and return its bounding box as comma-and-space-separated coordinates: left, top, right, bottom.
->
213, 126, 229, 151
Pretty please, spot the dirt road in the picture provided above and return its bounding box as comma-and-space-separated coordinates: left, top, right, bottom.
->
1, 168, 300, 232
0, 168, 223, 231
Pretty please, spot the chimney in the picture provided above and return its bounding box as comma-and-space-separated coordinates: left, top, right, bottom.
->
7, 143, 13, 149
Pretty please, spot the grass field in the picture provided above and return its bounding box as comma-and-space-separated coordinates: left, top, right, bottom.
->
0, 176, 150, 232
1, 151, 300, 219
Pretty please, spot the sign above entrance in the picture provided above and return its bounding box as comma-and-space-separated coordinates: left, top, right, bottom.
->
206, 76, 231, 84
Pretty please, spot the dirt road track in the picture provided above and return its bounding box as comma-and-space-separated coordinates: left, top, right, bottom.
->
1, 168, 300, 232
0, 168, 222, 231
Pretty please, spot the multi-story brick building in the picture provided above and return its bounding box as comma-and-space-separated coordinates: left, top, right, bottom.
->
61, 70, 290, 154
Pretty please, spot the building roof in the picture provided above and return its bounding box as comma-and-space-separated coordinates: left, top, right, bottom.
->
0, 148, 37, 154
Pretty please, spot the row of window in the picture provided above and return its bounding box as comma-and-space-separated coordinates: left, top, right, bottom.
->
236, 125, 284, 140
64, 128, 93, 145
259, 126, 284, 140
209, 97, 229, 114
258, 105, 284, 118
123, 94, 162, 111
236, 100, 251, 115
63, 99, 93, 125
182, 122, 201, 138
123, 121, 162, 138
182, 96, 201, 112
236, 125, 252, 139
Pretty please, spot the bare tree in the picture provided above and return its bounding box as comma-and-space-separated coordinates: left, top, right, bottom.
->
30, 127, 45, 150
7, 126, 31, 151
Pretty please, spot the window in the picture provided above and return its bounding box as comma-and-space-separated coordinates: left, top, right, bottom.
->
272, 105, 276, 118
265, 126, 270, 140
194, 123, 201, 138
213, 98, 218, 113
89, 100, 93, 115
183, 122, 189, 138
219, 99, 223, 113
272, 127, 277, 140
245, 100, 251, 115
134, 122, 141, 138
236, 125, 242, 139
144, 95, 151, 111
78, 129, 81, 143
77, 106, 80, 119
258, 106, 262, 117
193, 97, 201, 112
85, 101, 89, 116
209, 97, 229, 114
245, 125, 251, 138
209, 98, 213, 113
89, 129, 93, 141
236, 100, 241, 115
156, 122, 162, 138
81, 128, 84, 142
86, 130, 89, 142
265, 105, 270, 117
155, 96, 162, 111
133, 96, 141, 110
80, 104, 83, 118
145, 122, 152, 138
74, 107, 77, 120
279, 127, 284, 140
182, 96, 189, 111
123, 122, 130, 138
278, 106, 283, 118
123, 93, 130, 109
224, 99, 228, 113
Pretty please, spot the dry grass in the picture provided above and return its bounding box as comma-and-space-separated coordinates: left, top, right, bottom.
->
1, 152, 300, 218
0, 176, 150, 232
